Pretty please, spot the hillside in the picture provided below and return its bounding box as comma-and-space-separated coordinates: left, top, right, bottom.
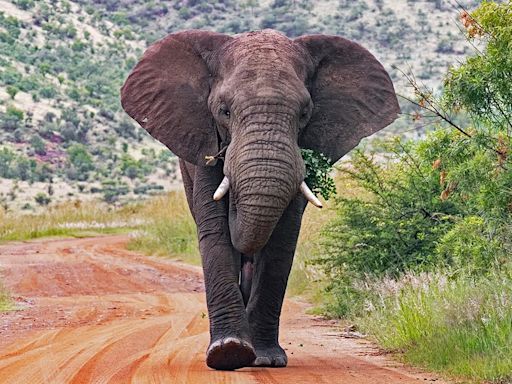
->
0, 0, 479, 211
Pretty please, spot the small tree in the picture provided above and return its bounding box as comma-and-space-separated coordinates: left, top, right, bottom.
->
34, 192, 51, 206
6, 85, 19, 100
30, 135, 46, 155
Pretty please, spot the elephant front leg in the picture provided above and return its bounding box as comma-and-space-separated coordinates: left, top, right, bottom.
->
191, 164, 256, 370
246, 196, 306, 367
200, 237, 256, 370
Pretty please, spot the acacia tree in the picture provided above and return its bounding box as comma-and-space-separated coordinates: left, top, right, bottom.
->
318, 1, 512, 316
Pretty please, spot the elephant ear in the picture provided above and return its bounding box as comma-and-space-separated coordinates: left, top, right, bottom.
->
295, 35, 400, 164
121, 30, 232, 165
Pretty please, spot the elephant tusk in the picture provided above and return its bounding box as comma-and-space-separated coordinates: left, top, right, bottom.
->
300, 181, 323, 208
213, 176, 230, 201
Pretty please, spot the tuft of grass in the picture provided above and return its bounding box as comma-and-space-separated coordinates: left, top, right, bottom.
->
126, 192, 200, 265
0, 200, 149, 242
0, 284, 13, 312
287, 203, 331, 298
358, 270, 512, 383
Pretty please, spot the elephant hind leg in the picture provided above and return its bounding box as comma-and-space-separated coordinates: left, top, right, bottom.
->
240, 254, 254, 306
206, 337, 256, 370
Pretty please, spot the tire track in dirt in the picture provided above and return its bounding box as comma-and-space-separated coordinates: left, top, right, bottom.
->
0, 236, 447, 383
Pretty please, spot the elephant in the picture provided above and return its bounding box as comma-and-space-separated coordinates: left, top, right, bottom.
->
120, 29, 399, 371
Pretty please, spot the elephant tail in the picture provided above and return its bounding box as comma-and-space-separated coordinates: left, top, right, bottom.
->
240, 254, 253, 307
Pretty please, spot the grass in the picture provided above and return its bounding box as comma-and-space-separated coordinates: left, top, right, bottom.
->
287, 202, 333, 298
126, 192, 200, 265
357, 270, 512, 383
0, 200, 150, 242
0, 283, 13, 312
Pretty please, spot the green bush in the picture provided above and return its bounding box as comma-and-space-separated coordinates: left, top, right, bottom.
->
30, 135, 46, 155
318, 0, 512, 309
34, 192, 51, 206
6, 85, 19, 99
0, 106, 24, 131
67, 144, 93, 180
39, 85, 57, 99
12, 0, 35, 10
436, 216, 503, 274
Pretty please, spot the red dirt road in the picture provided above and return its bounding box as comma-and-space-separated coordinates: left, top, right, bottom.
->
0, 236, 446, 383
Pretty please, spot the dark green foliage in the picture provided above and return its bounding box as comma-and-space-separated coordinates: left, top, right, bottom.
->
101, 180, 129, 203
443, 2, 512, 131
114, 119, 138, 139
321, 130, 511, 277
301, 149, 336, 200
34, 192, 51, 206
120, 154, 151, 179
66, 144, 93, 180
38, 85, 57, 99
0, 68, 22, 85
0, 12, 21, 43
30, 135, 46, 155
0, 147, 50, 181
6, 81, 24, 103
0, 106, 24, 132
318, 1, 512, 319
12, 0, 35, 10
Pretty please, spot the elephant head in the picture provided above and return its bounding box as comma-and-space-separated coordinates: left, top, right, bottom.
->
121, 30, 399, 255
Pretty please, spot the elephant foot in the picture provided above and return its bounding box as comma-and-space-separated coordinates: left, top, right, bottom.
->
206, 337, 256, 370
252, 345, 288, 367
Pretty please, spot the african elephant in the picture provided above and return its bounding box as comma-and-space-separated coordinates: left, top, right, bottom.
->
121, 29, 399, 370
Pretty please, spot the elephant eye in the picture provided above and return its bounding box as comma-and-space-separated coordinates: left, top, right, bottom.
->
219, 105, 230, 119
300, 105, 311, 120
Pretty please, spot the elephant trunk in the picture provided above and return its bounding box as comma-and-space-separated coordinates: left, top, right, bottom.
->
225, 121, 305, 255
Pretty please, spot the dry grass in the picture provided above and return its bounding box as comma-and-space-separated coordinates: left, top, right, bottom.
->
0, 200, 149, 242
126, 191, 200, 265
0, 283, 13, 312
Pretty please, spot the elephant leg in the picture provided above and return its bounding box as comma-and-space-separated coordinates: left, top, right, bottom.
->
186, 162, 255, 370
246, 195, 307, 367
240, 253, 254, 306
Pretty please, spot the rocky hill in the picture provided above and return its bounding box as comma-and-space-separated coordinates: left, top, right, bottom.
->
0, 0, 479, 211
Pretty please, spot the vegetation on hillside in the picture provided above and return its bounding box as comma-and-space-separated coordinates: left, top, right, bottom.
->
316, 2, 512, 382
0, 0, 478, 210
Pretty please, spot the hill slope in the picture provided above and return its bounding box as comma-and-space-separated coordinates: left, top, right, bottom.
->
0, 0, 478, 210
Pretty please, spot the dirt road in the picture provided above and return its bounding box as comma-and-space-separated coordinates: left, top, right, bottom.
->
0, 236, 444, 383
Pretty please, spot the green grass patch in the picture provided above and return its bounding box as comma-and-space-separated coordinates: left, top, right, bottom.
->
126, 192, 200, 265
358, 271, 512, 383
287, 198, 335, 298
0, 284, 13, 312
0, 200, 149, 242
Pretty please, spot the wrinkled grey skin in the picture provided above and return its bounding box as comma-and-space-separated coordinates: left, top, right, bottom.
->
121, 29, 399, 370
